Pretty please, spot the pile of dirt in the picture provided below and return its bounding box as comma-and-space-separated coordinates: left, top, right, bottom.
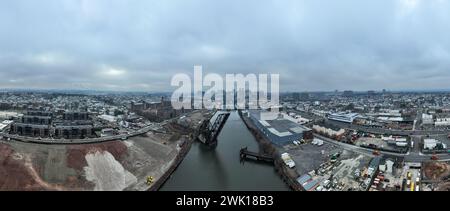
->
84, 151, 137, 191
423, 162, 450, 180
164, 122, 190, 135
437, 182, 450, 191
67, 141, 128, 171
0, 144, 47, 190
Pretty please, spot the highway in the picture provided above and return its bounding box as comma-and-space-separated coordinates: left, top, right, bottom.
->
325, 119, 450, 136
277, 109, 450, 161
314, 134, 450, 162
287, 109, 450, 136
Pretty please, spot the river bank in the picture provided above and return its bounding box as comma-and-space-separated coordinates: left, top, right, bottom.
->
149, 111, 211, 191
149, 136, 194, 191
238, 110, 303, 191
0, 110, 209, 191
160, 111, 290, 191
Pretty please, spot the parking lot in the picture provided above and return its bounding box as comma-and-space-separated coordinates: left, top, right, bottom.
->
400, 163, 422, 191
286, 140, 378, 191
286, 141, 343, 176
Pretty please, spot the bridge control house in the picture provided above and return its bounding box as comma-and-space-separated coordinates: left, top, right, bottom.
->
248, 110, 313, 146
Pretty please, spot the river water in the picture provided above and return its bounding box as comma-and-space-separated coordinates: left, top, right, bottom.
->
160, 111, 290, 191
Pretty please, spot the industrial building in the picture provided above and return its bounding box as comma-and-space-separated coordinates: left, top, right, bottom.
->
130, 98, 191, 122
248, 110, 313, 146
422, 114, 434, 125
423, 139, 447, 151
435, 118, 450, 127
327, 112, 359, 123
297, 174, 319, 191
98, 114, 117, 123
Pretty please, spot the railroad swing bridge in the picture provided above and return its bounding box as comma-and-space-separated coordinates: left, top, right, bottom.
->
197, 112, 230, 146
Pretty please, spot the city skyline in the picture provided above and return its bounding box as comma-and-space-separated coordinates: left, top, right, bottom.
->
1, 0, 450, 92
2, 0, 450, 195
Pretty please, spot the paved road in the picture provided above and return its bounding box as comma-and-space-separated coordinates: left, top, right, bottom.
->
0, 124, 163, 145
325, 119, 450, 136
314, 134, 450, 162
410, 135, 422, 153
0, 110, 208, 145
287, 108, 450, 136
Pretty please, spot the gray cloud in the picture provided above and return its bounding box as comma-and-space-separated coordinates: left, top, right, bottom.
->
1, 0, 450, 92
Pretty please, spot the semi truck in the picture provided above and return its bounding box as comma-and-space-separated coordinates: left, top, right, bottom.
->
281, 153, 296, 168
410, 182, 415, 192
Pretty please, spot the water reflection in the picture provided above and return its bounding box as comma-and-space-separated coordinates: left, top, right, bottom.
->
160, 111, 289, 191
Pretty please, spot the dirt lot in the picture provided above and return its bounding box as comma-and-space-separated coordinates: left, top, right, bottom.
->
0, 143, 43, 190
435, 182, 450, 191
0, 131, 182, 191
423, 162, 450, 180
421, 161, 450, 191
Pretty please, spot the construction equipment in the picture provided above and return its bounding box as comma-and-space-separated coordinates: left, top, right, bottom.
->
146, 176, 154, 186
281, 153, 296, 168
330, 152, 341, 163
410, 182, 415, 192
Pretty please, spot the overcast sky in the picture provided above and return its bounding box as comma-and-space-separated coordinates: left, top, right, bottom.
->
1, 0, 450, 92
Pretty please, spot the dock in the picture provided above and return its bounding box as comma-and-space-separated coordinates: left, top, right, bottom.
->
240, 147, 274, 163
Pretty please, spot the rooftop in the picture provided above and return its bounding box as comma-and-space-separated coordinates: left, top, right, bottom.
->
250, 110, 311, 137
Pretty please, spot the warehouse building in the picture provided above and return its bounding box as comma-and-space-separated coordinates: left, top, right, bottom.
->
435, 118, 450, 127
327, 112, 359, 123
248, 110, 313, 146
